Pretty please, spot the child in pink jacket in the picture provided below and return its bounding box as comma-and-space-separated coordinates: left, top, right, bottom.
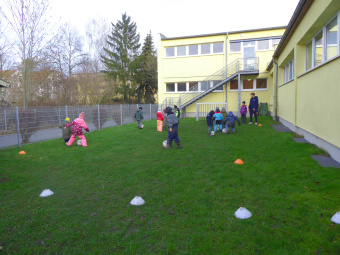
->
65, 112, 89, 146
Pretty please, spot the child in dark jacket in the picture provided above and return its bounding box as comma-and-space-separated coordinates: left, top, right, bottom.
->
59, 117, 72, 143
206, 110, 215, 136
224, 111, 241, 134
165, 107, 181, 149
240, 101, 247, 123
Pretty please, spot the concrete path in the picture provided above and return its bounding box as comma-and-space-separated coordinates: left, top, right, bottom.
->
311, 155, 340, 168
272, 124, 293, 133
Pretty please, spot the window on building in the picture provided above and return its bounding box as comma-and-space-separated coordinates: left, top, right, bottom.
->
305, 12, 340, 71
177, 82, 186, 91
326, 16, 338, 60
200, 81, 210, 91
230, 80, 238, 90
189, 45, 198, 55
189, 82, 198, 91
213, 43, 224, 53
306, 41, 312, 70
177, 46, 186, 56
166, 47, 175, 57
283, 59, 294, 83
272, 38, 281, 48
256, 79, 267, 89
212, 80, 223, 91
230, 42, 241, 53
201, 44, 211, 54
257, 39, 270, 50
315, 31, 323, 66
242, 79, 253, 90
166, 83, 175, 92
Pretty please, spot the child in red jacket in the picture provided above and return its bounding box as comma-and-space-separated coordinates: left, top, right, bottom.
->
65, 112, 89, 146
156, 108, 164, 132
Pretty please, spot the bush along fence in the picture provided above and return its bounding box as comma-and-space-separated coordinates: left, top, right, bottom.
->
0, 104, 159, 149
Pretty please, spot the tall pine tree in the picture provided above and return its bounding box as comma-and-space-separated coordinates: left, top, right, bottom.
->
137, 32, 157, 103
101, 13, 140, 102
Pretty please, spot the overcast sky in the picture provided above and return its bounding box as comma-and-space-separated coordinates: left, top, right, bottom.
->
49, 0, 300, 43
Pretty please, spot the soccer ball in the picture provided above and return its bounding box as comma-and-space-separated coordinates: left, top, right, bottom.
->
77, 140, 82, 146
222, 128, 227, 134
210, 131, 215, 136
141, 125, 144, 129
162, 140, 168, 148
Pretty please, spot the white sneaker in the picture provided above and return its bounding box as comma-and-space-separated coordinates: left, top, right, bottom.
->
248, 122, 252, 124
255, 122, 257, 125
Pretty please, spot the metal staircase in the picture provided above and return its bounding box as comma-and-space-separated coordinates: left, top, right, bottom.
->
178, 58, 259, 109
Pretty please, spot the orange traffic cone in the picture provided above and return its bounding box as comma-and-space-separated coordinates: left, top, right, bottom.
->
19, 151, 26, 154
258, 124, 262, 127
234, 159, 244, 164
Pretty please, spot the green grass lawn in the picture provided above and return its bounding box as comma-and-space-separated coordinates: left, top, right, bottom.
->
1, 117, 339, 254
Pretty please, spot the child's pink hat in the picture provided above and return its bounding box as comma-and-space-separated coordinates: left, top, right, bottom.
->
79, 112, 85, 119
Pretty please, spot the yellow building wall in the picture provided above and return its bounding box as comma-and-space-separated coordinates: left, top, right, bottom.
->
296, 58, 340, 148
277, 82, 296, 124
274, 0, 340, 150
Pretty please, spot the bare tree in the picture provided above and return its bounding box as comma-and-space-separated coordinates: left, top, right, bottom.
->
0, 0, 52, 107
45, 23, 87, 104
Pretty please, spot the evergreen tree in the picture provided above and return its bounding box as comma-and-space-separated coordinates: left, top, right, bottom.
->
101, 13, 140, 102
137, 32, 157, 103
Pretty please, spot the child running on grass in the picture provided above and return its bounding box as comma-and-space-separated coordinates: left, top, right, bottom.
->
165, 106, 181, 149
213, 107, 223, 133
223, 111, 241, 134
59, 117, 72, 144
65, 112, 89, 147
206, 110, 214, 136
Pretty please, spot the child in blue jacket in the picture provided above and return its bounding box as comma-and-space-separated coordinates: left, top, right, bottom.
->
213, 107, 223, 133
224, 111, 241, 134
206, 110, 214, 135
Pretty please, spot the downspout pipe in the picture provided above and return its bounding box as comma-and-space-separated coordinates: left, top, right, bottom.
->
273, 57, 278, 121
225, 32, 228, 111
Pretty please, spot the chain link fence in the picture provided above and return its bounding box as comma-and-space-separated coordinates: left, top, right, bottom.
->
0, 104, 159, 149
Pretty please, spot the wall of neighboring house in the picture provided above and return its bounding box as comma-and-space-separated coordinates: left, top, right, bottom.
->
275, 0, 340, 161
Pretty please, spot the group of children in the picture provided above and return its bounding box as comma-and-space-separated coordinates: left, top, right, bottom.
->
59, 112, 89, 146
206, 100, 252, 135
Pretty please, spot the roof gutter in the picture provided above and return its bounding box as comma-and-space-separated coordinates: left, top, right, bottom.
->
272, 0, 309, 58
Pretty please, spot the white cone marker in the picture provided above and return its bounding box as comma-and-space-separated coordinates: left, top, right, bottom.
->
39, 189, 54, 197
130, 196, 145, 206
235, 207, 252, 219
331, 212, 340, 224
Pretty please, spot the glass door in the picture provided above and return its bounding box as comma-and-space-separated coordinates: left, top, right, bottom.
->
243, 41, 256, 70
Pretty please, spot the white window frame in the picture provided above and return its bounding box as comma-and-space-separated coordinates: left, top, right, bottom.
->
165, 81, 225, 93
229, 79, 268, 91
283, 58, 294, 83
164, 42, 224, 58
230, 37, 282, 54
305, 11, 340, 72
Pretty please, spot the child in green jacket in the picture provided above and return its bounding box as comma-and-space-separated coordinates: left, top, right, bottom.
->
59, 117, 72, 143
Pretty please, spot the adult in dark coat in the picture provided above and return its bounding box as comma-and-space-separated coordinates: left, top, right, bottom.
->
248, 92, 259, 125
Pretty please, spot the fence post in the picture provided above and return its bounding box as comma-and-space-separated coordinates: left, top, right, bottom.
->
150, 104, 152, 120
58, 107, 61, 124
4, 109, 7, 132
98, 105, 100, 130
65, 105, 68, 118
16, 106, 21, 148
196, 103, 199, 121
120, 104, 123, 126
